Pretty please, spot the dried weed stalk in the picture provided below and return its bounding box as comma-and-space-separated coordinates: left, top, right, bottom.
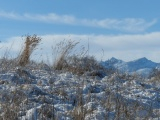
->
18, 35, 41, 67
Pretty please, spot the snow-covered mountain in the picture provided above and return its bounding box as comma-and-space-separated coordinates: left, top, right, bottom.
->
101, 57, 160, 77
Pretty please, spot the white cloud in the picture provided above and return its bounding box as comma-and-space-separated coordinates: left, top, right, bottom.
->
23, 13, 77, 24
81, 18, 157, 32
0, 11, 157, 32
1, 32, 160, 62
0, 11, 22, 20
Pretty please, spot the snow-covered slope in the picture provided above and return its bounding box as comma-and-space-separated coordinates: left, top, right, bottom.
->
0, 58, 160, 119
101, 57, 160, 77
0, 66, 159, 119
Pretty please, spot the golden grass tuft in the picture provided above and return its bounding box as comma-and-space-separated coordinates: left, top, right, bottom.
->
18, 35, 41, 67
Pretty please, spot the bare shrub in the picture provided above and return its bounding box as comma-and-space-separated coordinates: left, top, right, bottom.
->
18, 35, 41, 67
38, 104, 56, 120
1, 103, 18, 120
66, 56, 105, 76
149, 68, 160, 86
0, 58, 17, 73
0, 43, 18, 73
0, 89, 27, 120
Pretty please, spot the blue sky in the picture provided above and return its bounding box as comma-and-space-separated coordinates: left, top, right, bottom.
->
0, 0, 160, 62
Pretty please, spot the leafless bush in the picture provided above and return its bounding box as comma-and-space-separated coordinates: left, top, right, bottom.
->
149, 68, 160, 81
1, 103, 18, 120
0, 58, 17, 73
0, 88, 27, 120
66, 56, 105, 75
38, 104, 56, 120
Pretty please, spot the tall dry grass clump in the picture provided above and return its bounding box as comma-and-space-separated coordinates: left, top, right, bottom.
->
53, 40, 79, 70
18, 35, 41, 67
52, 40, 106, 77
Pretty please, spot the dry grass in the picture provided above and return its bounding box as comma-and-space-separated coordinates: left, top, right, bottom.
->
53, 40, 79, 70
18, 35, 41, 67
53, 40, 105, 77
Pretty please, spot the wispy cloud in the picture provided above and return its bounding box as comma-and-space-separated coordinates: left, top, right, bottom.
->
0, 11, 22, 20
80, 18, 157, 32
1, 32, 160, 62
0, 11, 157, 32
23, 13, 77, 25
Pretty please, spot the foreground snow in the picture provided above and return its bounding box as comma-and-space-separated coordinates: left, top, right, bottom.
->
0, 65, 160, 120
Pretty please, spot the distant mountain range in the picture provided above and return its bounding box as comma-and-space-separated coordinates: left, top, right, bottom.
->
101, 57, 160, 77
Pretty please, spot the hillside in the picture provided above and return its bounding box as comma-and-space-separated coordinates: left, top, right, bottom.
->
0, 58, 160, 120
0, 36, 159, 119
